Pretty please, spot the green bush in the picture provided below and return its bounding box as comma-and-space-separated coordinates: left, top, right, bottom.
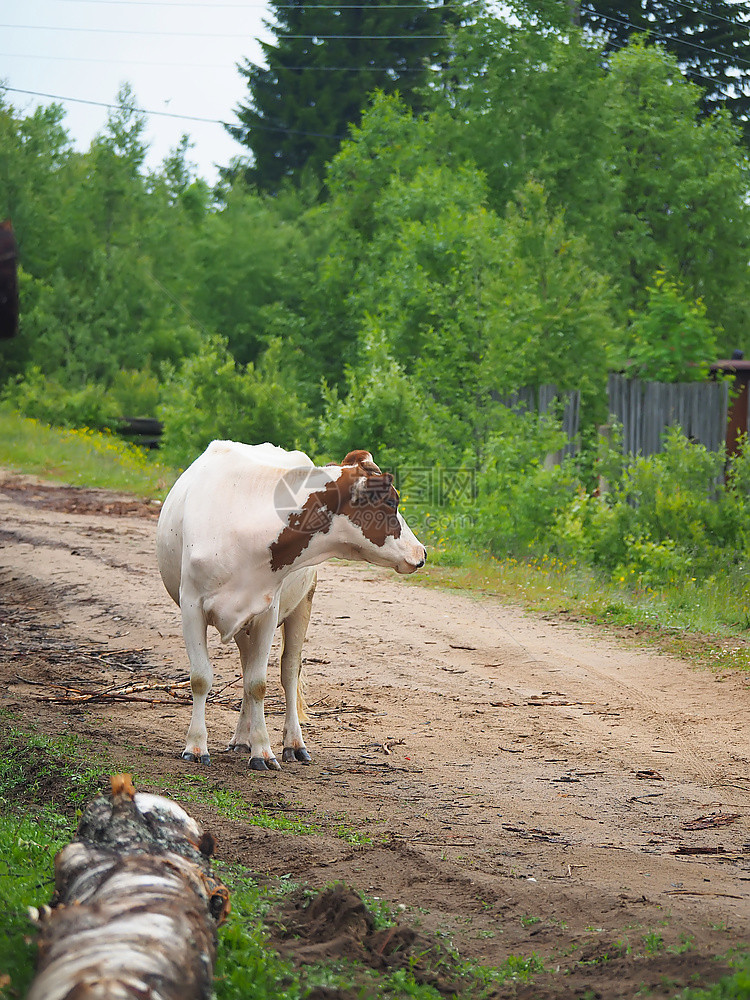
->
547, 428, 748, 587
2, 367, 120, 430
318, 329, 449, 469
437, 414, 749, 593
448, 406, 576, 556
109, 368, 161, 419
625, 273, 718, 383
159, 335, 313, 469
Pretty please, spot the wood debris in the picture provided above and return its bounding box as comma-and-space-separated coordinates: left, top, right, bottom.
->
682, 812, 742, 831
27, 774, 229, 1000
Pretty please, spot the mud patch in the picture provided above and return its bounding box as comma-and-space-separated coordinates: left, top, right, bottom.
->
0, 477, 160, 519
271, 883, 472, 997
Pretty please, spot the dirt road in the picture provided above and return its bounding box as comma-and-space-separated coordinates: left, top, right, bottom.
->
1, 472, 748, 997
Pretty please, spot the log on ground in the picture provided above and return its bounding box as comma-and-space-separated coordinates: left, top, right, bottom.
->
27, 773, 230, 1000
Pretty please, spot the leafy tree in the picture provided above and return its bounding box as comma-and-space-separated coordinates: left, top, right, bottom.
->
254, 95, 453, 404
0, 92, 73, 275
483, 179, 615, 417
18, 250, 200, 388
435, 12, 613, 234
315, 94, 507, 455
603, 39, 750, 346
228, 0, 462, 192
624, 272, 718, 382
185, 183, 308, 366
440, 23, 750, 351
84, 84, 150, 252
156, 135, 212, 221
159, 336, 313, 468
346, 160, 503, 455
319, 330, 445, 469
577, 0, 750, 135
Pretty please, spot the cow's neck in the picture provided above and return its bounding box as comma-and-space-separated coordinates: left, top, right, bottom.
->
269, 466, 349, 573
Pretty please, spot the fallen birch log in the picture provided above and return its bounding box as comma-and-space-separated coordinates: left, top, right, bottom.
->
27, 774, 230, 1000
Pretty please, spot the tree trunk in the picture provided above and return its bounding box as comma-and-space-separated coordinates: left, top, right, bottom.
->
27, 774, 230, 1000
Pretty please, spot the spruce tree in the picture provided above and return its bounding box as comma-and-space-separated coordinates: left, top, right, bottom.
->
227, 0, 460, 192
578, 0, 750, 133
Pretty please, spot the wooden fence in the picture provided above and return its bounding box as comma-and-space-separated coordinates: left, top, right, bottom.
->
500, 375, 732, 460
495, 385, 581, 461
607, 373, 729, 457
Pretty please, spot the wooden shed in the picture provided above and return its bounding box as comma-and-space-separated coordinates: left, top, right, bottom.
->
710, 358, 750, 458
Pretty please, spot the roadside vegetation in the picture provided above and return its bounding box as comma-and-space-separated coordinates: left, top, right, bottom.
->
0, 409, 172, 497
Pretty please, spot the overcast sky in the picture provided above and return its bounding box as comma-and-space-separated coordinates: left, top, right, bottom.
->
2, 0, 275, 184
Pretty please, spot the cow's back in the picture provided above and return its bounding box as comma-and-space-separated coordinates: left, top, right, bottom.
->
156, 440, 314, 607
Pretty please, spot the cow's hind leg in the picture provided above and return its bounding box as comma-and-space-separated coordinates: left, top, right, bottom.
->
229, 605, 280, 772
180, 597, 212, 765
280, 578, 316, 764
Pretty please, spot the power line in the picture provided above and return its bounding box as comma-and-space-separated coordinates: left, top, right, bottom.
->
585, 8, 750, 72
2, 85, 347, 138
7, 13, 749, 70
2, 23, 452, 40
54, 0, 466, 6
588, 31, 739, 95
0, 51, 236, 69
278, 33, 447, 37
667, 0, 750, 30
2, 23, 267, 38
4, 86, 223, 123
45, 0, 748, 32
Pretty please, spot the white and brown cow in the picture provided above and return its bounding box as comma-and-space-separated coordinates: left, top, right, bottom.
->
156, 441, 426, 771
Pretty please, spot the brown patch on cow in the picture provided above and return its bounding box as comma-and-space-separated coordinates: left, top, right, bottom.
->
269, 466, 402, 572
346, 472, 402, 548
248, 680, 267, 702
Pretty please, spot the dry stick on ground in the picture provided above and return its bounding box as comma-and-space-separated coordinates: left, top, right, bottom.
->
27, 773, 230, 1000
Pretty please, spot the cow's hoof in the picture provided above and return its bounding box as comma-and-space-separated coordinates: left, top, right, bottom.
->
283, 747, 312, 764
224, 742, 251, 754
182, 750, 211, 765
249, 756, 281, 772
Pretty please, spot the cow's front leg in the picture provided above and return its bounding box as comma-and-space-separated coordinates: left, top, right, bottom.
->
180, 596, 212, 765
230, 605, 280, 772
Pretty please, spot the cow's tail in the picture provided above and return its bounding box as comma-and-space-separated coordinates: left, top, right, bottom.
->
280, 626, 310, 723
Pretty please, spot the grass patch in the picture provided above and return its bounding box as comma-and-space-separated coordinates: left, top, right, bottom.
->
143, 772, 320, 836
0, 727, 113, 818
0, 727, 547, 1000
0, 729, 747, 999
676, 953, 750, 999
214, 869, 547, 1000
0, 407, 176, 498
0, 809, 72, 999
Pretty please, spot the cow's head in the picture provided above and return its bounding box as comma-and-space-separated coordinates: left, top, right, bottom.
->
270, 450, 426, 574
